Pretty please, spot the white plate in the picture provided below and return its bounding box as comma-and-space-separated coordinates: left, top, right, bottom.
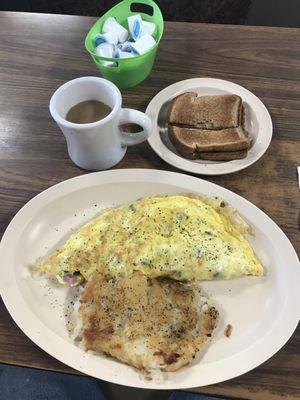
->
146, 78, 273, 175
0, 169, 299, 390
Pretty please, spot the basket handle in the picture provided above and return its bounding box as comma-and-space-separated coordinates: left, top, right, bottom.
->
126, 0, 161, 18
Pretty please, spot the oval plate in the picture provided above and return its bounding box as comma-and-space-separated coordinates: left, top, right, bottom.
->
0, 169, 299, 390
146, 78, 273, 175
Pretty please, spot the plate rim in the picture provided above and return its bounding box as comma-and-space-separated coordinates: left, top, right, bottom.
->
146, 78, 273, 175
0, 169, 299, 390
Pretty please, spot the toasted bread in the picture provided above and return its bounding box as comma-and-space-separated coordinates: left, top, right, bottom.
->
169, 92, 243, 129
197, 150, 248, 160
169, 125, 250, 154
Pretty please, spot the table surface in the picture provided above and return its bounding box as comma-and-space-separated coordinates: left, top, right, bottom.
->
0, 11, 299, 400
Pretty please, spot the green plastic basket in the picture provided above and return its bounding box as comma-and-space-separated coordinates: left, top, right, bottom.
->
85, 0, 164, 89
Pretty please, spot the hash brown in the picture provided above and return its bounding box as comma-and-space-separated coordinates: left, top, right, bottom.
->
78, 271, 218, 373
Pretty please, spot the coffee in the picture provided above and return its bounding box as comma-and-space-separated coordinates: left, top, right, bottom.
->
66, 100, 112, 124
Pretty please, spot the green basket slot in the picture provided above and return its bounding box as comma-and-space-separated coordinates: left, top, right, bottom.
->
85, 0, 164, 89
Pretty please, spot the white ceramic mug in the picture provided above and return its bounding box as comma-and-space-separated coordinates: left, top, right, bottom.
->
49, 77, 152, 170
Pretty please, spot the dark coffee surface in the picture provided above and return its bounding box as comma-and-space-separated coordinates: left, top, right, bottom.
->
66, 100, 111, 124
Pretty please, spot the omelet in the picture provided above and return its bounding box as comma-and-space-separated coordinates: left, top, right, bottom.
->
36, 195, 264, 283
77, 271, 218, 373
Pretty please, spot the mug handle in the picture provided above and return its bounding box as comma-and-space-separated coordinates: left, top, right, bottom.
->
119, 108, 152, 147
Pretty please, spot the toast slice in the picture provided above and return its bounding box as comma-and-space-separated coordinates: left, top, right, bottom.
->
169, 125, 250, 154
169, 92, 243, 129
183, 149, 248, 160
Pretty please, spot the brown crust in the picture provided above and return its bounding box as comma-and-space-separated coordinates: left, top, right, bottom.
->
197, 150, 248, 160
153, 350, 181, 365
171, 149, 248, 161
237, 99, 243, 126
241, 105, 245, 131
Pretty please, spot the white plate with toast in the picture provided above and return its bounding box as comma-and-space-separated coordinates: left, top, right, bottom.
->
146, 78, 273, 175
0, 169, 299, 390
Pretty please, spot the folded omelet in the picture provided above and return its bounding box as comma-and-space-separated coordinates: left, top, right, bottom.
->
36, 195, 264, 283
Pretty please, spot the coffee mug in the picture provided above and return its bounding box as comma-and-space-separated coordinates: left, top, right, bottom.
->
49, 76, 152, 170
